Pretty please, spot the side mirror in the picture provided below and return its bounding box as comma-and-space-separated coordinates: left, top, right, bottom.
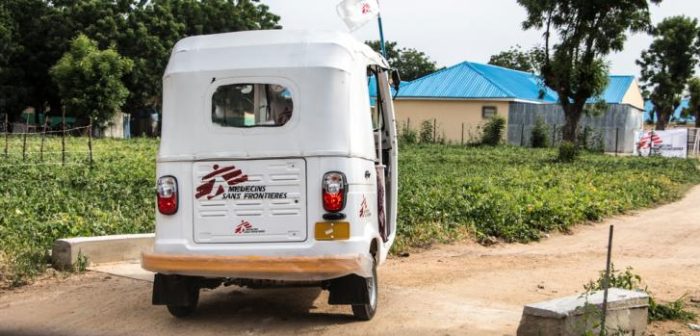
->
391, 69, 401, 93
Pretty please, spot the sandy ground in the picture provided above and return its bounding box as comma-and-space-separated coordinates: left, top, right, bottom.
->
1, 186, 700, 336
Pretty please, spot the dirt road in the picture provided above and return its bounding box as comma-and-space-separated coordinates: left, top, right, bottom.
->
2, 186, 700, 336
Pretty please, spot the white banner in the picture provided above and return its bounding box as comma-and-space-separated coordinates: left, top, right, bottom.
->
634, 129, 688, 158
336, 0, 380, 31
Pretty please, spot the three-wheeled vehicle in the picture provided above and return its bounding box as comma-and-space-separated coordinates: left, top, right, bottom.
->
142, 30, 399, 320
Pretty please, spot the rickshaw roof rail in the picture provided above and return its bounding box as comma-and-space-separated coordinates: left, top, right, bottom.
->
165, 30, 388, 76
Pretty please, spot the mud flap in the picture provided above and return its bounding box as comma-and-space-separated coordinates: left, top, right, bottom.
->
327, 274, 370, 305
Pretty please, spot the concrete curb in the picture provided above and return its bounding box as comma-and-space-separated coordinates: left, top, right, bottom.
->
52, 233, 154, 270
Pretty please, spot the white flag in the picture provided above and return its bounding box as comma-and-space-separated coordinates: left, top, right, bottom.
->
336, 0, 380, 31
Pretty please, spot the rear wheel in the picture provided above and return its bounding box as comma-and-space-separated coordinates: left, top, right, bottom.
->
351, 257, 378, 321
166, 286, 199, 318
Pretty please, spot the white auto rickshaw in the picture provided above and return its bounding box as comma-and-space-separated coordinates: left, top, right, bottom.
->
142, 30, 399, 320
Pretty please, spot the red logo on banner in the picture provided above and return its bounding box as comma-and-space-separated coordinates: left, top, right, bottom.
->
637, 131, 663, 150
195, 164, 248, 200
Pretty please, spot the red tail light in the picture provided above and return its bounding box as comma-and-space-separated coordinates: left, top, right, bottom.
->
322, 172, 347, 212
157, 176, 178, 215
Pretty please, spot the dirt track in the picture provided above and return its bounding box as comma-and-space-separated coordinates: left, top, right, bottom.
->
2, 186, 700, 336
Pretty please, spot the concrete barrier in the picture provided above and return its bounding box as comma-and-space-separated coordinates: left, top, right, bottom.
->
517, 288, 649, 336
52, 233, 154, 270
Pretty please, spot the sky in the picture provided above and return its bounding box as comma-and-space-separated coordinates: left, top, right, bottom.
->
261, 0, 700, 78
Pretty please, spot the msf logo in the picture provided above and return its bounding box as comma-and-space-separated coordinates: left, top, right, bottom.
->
234, 220, 253, 234
195, 164, 248, 200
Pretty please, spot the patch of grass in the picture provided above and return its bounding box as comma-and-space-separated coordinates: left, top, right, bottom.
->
396, 144, 700, 248
0, 136, 157, 287
585, 265, 698, 323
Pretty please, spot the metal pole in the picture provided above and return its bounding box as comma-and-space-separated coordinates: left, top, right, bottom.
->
377, 14, 387, 58
614, 127, 619, 156
3, 114, 8, 158
88, 119, 93, 166
600, 225, 614, 336
61, 109, 66, 166
22, 118, 28, 161
40, 113, 49, 162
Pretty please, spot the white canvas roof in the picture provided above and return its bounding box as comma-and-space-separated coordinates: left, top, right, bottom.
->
164, 30, 388, 76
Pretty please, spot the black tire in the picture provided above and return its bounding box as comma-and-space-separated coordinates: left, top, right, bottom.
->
166, 286, 199, 318
351, 257, 378, 321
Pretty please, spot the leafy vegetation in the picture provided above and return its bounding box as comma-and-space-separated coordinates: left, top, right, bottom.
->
480, 116, 506, 146
395, 144, 700, 249
2, 139, 699, 286
585, 265, 698, 323
365, 40, 438, 81
531, 117, 549, 148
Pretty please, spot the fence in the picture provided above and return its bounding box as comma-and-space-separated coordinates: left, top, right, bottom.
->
690, 128, 700, 157
510, 124, 628, 154
2, 113, 94, 166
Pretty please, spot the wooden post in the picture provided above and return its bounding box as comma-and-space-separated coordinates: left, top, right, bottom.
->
520, 124, 525, 147
40, 113, 49, 162
614, 127, 619, 156
22, 118, 28, 161
88, 119, 93, 166
3, 114, 8, 158
461, 123, 465, 145
407, 118, 410, 131
600, 225, 615, 336
552, 125, 557, 147
433, 118, 437, 143
61, 109, 66, 165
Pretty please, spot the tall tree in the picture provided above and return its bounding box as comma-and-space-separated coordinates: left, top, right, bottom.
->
488, 45, 545, 73
685, 77, 700, 128
50, 34, 133, 125
637, 16, 700, 130
518, 0, 661, 142
365, 40, 438, 81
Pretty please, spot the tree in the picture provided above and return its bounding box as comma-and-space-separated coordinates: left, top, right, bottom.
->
366, 40, 438, 81
685, 77, 700, 128
0, 0, 282, 123
50, 34, 133, 126
518, 0, 661, 142
488, 45, 545, 73
637, 16, 700, 130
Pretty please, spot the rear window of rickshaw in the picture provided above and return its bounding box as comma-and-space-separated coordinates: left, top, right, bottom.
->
212, 84, 293, 127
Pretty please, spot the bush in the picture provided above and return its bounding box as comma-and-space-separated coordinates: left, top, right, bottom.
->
558, 141, 579, 162
481, 116, 506, 146
399, 121, 417, 145
419, 120, 434, 143
530, 117, 549, 148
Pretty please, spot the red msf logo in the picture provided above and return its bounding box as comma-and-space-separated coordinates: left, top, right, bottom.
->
637, 132, 662, 150
195, 164, 248, 200
361, 3, 371, 14
234, 220, 253, 234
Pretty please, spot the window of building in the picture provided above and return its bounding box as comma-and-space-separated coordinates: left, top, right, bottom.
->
482, 106, 497, 119
212, 83, 293, 127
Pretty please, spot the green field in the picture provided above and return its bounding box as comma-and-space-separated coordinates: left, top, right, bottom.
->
1, 137, 699, 287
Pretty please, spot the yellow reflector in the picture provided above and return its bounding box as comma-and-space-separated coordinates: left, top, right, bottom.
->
315, 221, 350, 241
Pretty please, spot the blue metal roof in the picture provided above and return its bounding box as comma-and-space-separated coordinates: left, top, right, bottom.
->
396, 62, 558, 102
644, 99, 694, 123
589, 76, 635, 104
392, 61, 636, 105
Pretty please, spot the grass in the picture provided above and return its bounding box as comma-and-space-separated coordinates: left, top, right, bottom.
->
1, 137, 699, 287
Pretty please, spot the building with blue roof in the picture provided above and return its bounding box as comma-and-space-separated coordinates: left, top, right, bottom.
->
388, 61, 645, 152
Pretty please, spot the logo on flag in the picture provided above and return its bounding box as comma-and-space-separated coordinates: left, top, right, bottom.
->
337, 0, 380, 31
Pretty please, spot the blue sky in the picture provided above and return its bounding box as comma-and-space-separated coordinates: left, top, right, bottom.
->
262, 0, 700, 77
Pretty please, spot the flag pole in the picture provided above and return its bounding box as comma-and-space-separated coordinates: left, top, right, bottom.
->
377, 13, 387, 58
